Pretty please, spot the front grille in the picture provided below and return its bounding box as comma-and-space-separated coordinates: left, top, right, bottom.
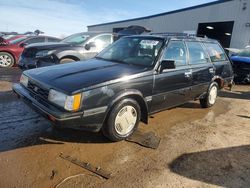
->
27, 81, 49, 99
23, 48, 37, 58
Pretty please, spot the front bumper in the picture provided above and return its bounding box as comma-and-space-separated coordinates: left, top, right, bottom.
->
18, 56, 57, 70
12, 84, 104, 132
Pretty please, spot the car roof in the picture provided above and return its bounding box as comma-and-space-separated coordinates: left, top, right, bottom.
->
124, 34, 218, 43
26, 35, 60, 39
71, 31, 112, 36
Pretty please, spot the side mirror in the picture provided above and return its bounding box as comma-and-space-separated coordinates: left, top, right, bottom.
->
160, 60, 176, 72
84, 42, 96, 50
20, 43, 28, 47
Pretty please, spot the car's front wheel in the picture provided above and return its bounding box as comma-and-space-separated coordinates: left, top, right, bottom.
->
102, 98, 141, 141
200, 82, 219, 108
0, 52, 15, 67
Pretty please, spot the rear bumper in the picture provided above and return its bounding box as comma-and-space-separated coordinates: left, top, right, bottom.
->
224, 76, 234, 85
12, 84, 105, 132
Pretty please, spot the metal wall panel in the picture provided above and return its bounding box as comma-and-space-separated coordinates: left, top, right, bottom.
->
88, 0, 250, 48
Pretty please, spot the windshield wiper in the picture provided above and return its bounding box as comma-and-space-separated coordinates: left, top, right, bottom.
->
95, 56, 109, 61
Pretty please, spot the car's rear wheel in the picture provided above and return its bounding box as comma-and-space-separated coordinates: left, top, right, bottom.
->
200, 82, 219, 108
59, 58, 76, 64
0, 52, 15, 67
102, 98, 141, 141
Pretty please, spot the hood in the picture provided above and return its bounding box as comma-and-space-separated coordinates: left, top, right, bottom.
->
231, 56, 250, 64
0, 43, 16, 48
26, 42, 75, 51
24, 58, 150, 94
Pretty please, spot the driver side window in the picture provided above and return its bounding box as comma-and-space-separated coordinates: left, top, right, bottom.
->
163, 41, 187, 67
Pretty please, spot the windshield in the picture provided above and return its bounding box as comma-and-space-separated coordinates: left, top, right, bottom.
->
61, 33, 90, 45
96, 37, 163, 66
238, 49, 250, 57
9, 37, 27, 44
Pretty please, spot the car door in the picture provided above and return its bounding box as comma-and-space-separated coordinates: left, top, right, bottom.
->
84, 34, 113, 59
186, 41, 215, 99
151, 40, 192, 113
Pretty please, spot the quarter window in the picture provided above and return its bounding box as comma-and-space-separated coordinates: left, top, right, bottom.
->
163, 41, 187, 66
186, 42, 208, 65
204, 42, 227, 62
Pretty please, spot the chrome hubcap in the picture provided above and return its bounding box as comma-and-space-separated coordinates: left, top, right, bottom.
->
114, 105, 137, 135
209, 86, 217, 104
0, 55, 12, 67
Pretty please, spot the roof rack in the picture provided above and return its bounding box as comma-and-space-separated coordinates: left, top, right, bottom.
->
149, 32, 197, 37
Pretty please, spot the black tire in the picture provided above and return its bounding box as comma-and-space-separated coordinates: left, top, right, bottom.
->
59, 58, 76, 64
0, 52, 15, 67
102, 98, 141, 142
200, 82, 219, 108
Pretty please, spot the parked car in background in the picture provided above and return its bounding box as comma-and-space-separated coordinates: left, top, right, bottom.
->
4, 35, 25, 42
18, 25, 151, 70
18, 32, 114, 69
115, 25, 151, 39
13, 34, 233, 141
0, 35, 60, 67
230, 48, 250, 83
0, 35, 25, 46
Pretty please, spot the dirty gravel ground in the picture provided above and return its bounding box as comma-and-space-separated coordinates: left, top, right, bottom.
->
0, 68, 249, 188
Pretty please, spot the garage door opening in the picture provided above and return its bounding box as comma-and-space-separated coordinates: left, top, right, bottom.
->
197, 21, 234, 48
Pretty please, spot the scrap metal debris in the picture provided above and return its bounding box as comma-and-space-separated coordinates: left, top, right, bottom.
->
50, 169, 57, 180
59, 153, 111, 179
125, 130, 161, 149
237, 115, 250, 119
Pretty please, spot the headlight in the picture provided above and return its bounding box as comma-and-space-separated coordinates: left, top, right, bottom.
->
48, 89, 82, 111
35, 50, 55, 58
20, 74, 28, 87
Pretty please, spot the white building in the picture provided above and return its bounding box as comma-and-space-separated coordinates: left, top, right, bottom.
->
88, 0, 250, 48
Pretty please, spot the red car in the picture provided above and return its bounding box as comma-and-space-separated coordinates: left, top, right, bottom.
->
3, 35, 25, 41
0, 35, 60, 67
0, 35, 25, 46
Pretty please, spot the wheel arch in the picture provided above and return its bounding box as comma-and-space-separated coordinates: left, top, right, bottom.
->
60, 55, 80, 62
104, 89, 149, 125
212, 76, 224, 89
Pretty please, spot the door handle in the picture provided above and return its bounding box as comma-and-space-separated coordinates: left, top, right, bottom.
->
209, 68, 215, 74
184, 70, 192, 78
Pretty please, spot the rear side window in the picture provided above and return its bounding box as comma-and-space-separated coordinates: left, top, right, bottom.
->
163, 41, 187, 66
25, 37, 45, 44
47, 37, 60, 42
204, 42, 227, 62
186, 42, 208, 65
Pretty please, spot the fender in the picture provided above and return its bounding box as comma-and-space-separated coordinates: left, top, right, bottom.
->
104, 89, 149, 125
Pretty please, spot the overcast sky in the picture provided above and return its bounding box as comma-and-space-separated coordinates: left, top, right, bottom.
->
0, 0, 214, 37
